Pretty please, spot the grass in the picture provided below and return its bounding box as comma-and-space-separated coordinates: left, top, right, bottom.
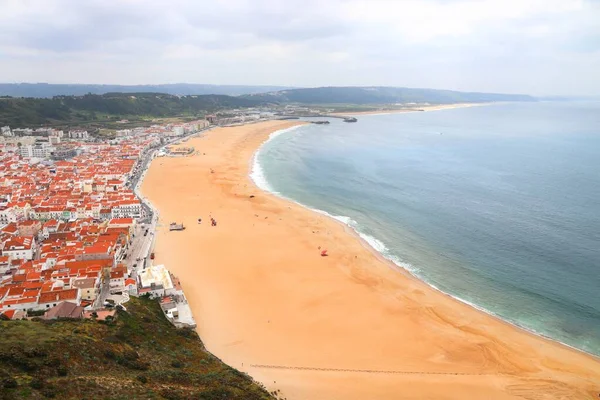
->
0, 297, 275, 400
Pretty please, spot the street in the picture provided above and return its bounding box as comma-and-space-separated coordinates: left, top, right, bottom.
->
92, 127, 210, 308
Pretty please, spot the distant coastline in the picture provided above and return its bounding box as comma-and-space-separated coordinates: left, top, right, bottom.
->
331, 102, 494, 116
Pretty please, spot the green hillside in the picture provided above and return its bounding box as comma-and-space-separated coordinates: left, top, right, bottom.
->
0, 297, 275, 400
0, 93, 263, 127
243, 86, 536, 104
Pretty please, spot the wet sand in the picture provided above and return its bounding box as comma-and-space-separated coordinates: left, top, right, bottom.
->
141, 120, 600, 400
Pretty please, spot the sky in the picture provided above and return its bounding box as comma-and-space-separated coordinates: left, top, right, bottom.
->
0, 0, 599, 96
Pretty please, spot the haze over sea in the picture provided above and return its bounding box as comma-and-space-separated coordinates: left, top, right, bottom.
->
253, 102, 600, 356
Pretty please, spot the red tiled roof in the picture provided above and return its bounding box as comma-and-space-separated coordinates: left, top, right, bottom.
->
38, 288, 78, 304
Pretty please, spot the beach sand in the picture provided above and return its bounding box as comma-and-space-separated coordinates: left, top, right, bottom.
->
141, 120, 600, 400
331, 102, 493, 116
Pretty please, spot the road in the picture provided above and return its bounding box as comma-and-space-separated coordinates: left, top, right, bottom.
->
90, 127, 212, 310
93, 275, 111, 309
126, 126, 213, 224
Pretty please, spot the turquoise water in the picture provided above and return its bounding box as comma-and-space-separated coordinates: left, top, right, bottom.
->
253, 102, 600, 356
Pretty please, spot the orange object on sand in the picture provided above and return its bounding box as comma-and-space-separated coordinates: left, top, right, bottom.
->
321, 250, 328, 257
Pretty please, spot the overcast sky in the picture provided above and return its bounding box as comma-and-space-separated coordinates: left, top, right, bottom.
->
0, 0, 599, 95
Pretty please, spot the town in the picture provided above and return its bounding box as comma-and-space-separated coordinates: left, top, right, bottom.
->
0, 102, 358, 325
0, 119, 213, 326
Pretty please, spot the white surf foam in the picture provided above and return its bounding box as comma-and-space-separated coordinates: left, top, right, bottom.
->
250, 125, 304, 194
302, 207, 423, 275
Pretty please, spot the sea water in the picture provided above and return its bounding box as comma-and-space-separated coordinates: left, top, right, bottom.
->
253, 102, 600, 356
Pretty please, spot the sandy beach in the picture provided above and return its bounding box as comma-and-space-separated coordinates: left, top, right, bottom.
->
141, 120, 600, 400
332, 102, 492, 116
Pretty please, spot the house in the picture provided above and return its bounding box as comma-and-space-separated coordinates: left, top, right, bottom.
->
124, 278, 137, 296
0, 207, 18, 225
37, 288, 80, 311
71, 277, 99, 302
2, 236, 36, 260
43, 301, 84, 319
41, 219, 60, 239
109, 269, 125, 294
108, 217, 135, 229
76, 241, 112, 261
160, 296, 179, 320
0, 256, 9, 274
100, 209, 112, 220
0, 309, 27, 320
18, 220, 42, 237
138, 264, 174, 298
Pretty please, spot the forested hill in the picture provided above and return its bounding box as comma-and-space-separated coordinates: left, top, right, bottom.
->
242, 86, 537, 104
0, 86, 538, 128
0, 83, 294, 98
0, 92, 263, 127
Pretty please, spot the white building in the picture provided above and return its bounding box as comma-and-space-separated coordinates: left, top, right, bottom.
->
2, 236, 36, 261
20, 142, 53, 159
110, 201, 142, 219
138, 264, 175, 298
0, 207, 18, 225
13, 128, 33, 136
109, 270, 125, 294
172, 126, 185, 136
68, 130, 89, 139
116, 129, 132, 138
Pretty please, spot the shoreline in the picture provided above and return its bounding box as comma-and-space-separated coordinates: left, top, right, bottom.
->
251, 122, 600, 361
142, 120, 600, 400
331, 102, 494, 117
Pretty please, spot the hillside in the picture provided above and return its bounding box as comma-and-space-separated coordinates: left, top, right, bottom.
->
0, 297, 275, 400
242, 86, 536, 104
0, 83, 294, 98
0, 93, 263, 127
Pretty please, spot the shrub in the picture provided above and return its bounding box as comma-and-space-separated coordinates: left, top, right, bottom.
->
2, 376, 18, 389
57, 365, 68, 377
160, 388, 184, 400
176, 328, 197, 339
103, 349, 117, 359
41, 384, 57, 398
198, 388, 234, 399
123, 349, 139, 360
103, 336, 120, 343
136, 374, 148, 384
118, 357, 150, 371
30, 377, 45, 390
44, 357, 61, 367
171, 360, 184, 368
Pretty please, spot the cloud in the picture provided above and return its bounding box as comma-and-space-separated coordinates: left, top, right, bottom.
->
0, 0, 598, 95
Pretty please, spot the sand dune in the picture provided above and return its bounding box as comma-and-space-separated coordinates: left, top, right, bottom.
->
141, 120, 600, 400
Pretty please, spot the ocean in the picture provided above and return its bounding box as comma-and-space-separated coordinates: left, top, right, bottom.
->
252, 102, 600, 357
